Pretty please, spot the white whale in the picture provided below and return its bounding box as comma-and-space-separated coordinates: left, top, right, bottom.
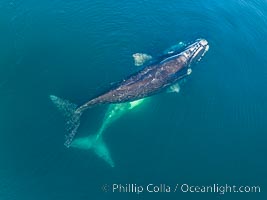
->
71, 98, 148, 167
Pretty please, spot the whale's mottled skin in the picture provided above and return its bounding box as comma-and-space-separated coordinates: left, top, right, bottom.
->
50, 39, 209, 147
77, 39, 209, 112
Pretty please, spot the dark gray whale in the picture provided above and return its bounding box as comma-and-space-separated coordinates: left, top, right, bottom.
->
50, 39, 209, 147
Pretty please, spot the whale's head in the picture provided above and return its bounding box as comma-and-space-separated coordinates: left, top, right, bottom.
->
182, 39, 209, 67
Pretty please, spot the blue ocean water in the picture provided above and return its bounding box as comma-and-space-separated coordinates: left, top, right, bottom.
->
0, 0, 266, 199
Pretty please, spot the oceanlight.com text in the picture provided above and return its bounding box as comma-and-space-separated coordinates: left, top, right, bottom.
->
102, 183, 261, 195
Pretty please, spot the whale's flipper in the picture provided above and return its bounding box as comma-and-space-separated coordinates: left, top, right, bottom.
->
133, 41, 186, 67
167, 83, 180, 93
49, 95, 82, 147
132, 53, 152, 66
71, 135, 115, 168
163, 41, 186, 55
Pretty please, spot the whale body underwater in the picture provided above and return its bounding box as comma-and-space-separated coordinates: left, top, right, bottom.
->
50, 38, 209, 148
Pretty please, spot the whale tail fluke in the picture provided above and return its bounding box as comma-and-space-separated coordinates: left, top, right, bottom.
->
49, 95, 82, 147
71, 134, 115, 168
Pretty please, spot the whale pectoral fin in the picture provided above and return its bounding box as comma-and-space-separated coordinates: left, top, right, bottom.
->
132, 53, 153, 66
167, 83, 180, 93
163, 41, 186, 55
187, 68, 192, 75
166, 68, 193, 94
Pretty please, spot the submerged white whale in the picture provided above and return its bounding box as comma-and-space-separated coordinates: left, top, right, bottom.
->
50, 83, 180, 167
71, 98, 148, 167
50, 84, 180, 168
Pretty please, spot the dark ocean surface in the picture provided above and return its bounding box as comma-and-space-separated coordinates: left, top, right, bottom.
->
0, 0, 266, 199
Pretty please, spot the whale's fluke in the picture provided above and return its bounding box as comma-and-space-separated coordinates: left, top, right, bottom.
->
71, 99, 147, 167
49, 95, 82, 147
71, 134, 115, 167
